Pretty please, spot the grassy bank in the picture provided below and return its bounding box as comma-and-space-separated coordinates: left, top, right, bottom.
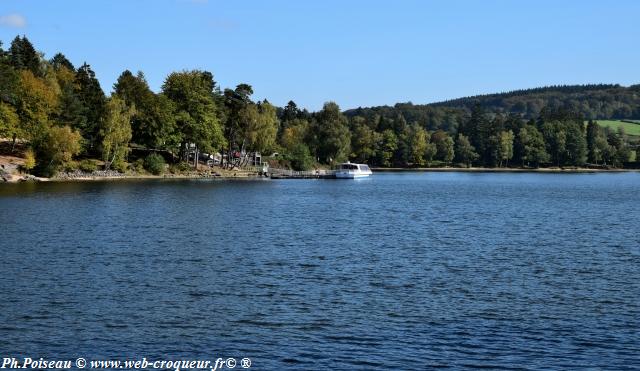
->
591, 120, 640, 137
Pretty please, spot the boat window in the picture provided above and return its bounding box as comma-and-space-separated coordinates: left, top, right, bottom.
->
359, 165, 370, 171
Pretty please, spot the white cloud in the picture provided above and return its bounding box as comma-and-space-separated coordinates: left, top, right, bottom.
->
0, 14, 27, 28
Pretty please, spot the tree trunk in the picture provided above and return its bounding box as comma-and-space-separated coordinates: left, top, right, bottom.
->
194, 147, 198, 169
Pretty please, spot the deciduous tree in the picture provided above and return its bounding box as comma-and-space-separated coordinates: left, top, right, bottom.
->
455, 134, 478, 167
311, 102, 351, 164
498, 130, 514, 167
101, 96, 134, 170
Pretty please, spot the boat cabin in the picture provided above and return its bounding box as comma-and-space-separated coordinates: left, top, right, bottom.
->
338, 163, 371, 172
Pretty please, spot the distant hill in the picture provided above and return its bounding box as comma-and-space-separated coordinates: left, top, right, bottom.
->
345, 84, 640, 132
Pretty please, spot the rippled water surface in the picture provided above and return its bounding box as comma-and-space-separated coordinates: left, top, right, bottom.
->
1, 172, 639, 369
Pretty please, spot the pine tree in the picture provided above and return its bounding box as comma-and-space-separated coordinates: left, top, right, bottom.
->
74, 63, 106, 152
50, 53, 74, 71
9, 36, 40, 76
586, 120, 599, 163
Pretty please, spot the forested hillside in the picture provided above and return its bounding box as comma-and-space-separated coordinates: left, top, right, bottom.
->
345, 85, 640, 134
1, 35, 639, 176
433, 84, 640, 119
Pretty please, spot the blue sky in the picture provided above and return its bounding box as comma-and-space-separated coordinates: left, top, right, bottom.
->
1, 0, 639, 111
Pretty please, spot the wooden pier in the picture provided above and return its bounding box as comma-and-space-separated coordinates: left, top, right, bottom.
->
268, 168, 337, 179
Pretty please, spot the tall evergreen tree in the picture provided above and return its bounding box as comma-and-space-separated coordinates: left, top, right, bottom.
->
0, 48, 19, 104
9, 36, 40, 76
564, 122, 587, 166
586, 120, 600, 163
50, 53, 74, 71
74, 63, 106, 152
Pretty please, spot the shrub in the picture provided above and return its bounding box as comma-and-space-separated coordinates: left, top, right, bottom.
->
132, 159, 145, 173
23, 149, 36, 171
288, 144, 314, 171
112, 160, 128, 173
63, 161, 79, 172
144, 153, 165, 175
169, 161, 191, 174
78, 159, 98, 172
35, 126, 83, 176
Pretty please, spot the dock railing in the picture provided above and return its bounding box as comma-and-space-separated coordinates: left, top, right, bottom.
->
268, 168, 336, 178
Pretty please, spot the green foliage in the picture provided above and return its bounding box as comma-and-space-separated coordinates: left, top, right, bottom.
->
409, 124, 428, 166
133, 158, 145, 173
311, 102, 351, 164
498, 130, 514, 167
280, 118, 309, 152
518, 125, 549, 167
378, 129, 397, 167
427, 84, 640, 120
144, 153, 166, 175
0, 101, 21, 140
541, 121, 567, 166
586, 120, 600, 163
101, 96, 134, 169
163, 70, 224, 154
73, 63, 106, 152
431, 130, 454, 164
78, 159, 98, 172
16, 69, 59, 140
112, 159, 128, 173
50, 53, 74, 71
35, 125, 83, 175
169, 161, 192, 174
563, 122, 587, 166
249, 100, 278, 153
114, 70, 178, 150
349, 117, 375, 163
0, 54, 19, 104
3, 34, 640, 175
288, 143, 314, 171
593, 120, 640, 136
9, 36, 41, 76
455, 134, 478, 167
23, 149, 36, 171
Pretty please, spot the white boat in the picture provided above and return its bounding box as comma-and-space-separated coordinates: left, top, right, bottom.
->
335, 162, 372, 179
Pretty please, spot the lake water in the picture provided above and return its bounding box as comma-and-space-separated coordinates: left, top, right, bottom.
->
1, 172, 639, 370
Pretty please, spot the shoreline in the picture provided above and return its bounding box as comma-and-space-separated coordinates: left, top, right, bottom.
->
1, 171, 266, 184
3, 166, 640, 184
372, 167, 640, 173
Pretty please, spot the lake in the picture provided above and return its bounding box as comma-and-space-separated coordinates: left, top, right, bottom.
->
1, 172, 639, 370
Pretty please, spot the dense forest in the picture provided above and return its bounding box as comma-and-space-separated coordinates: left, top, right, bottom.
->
1, 35, 639, 176
432, 84, 640, 119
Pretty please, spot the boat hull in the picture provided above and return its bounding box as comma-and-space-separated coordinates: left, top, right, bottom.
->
335, 171, 372, 179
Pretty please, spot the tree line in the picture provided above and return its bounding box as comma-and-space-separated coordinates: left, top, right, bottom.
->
0, 35, 639, 175
0, 36, 280, 175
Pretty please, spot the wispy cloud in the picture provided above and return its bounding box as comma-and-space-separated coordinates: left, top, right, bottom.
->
0, 14, 27, 28
207, 18, 238, 31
